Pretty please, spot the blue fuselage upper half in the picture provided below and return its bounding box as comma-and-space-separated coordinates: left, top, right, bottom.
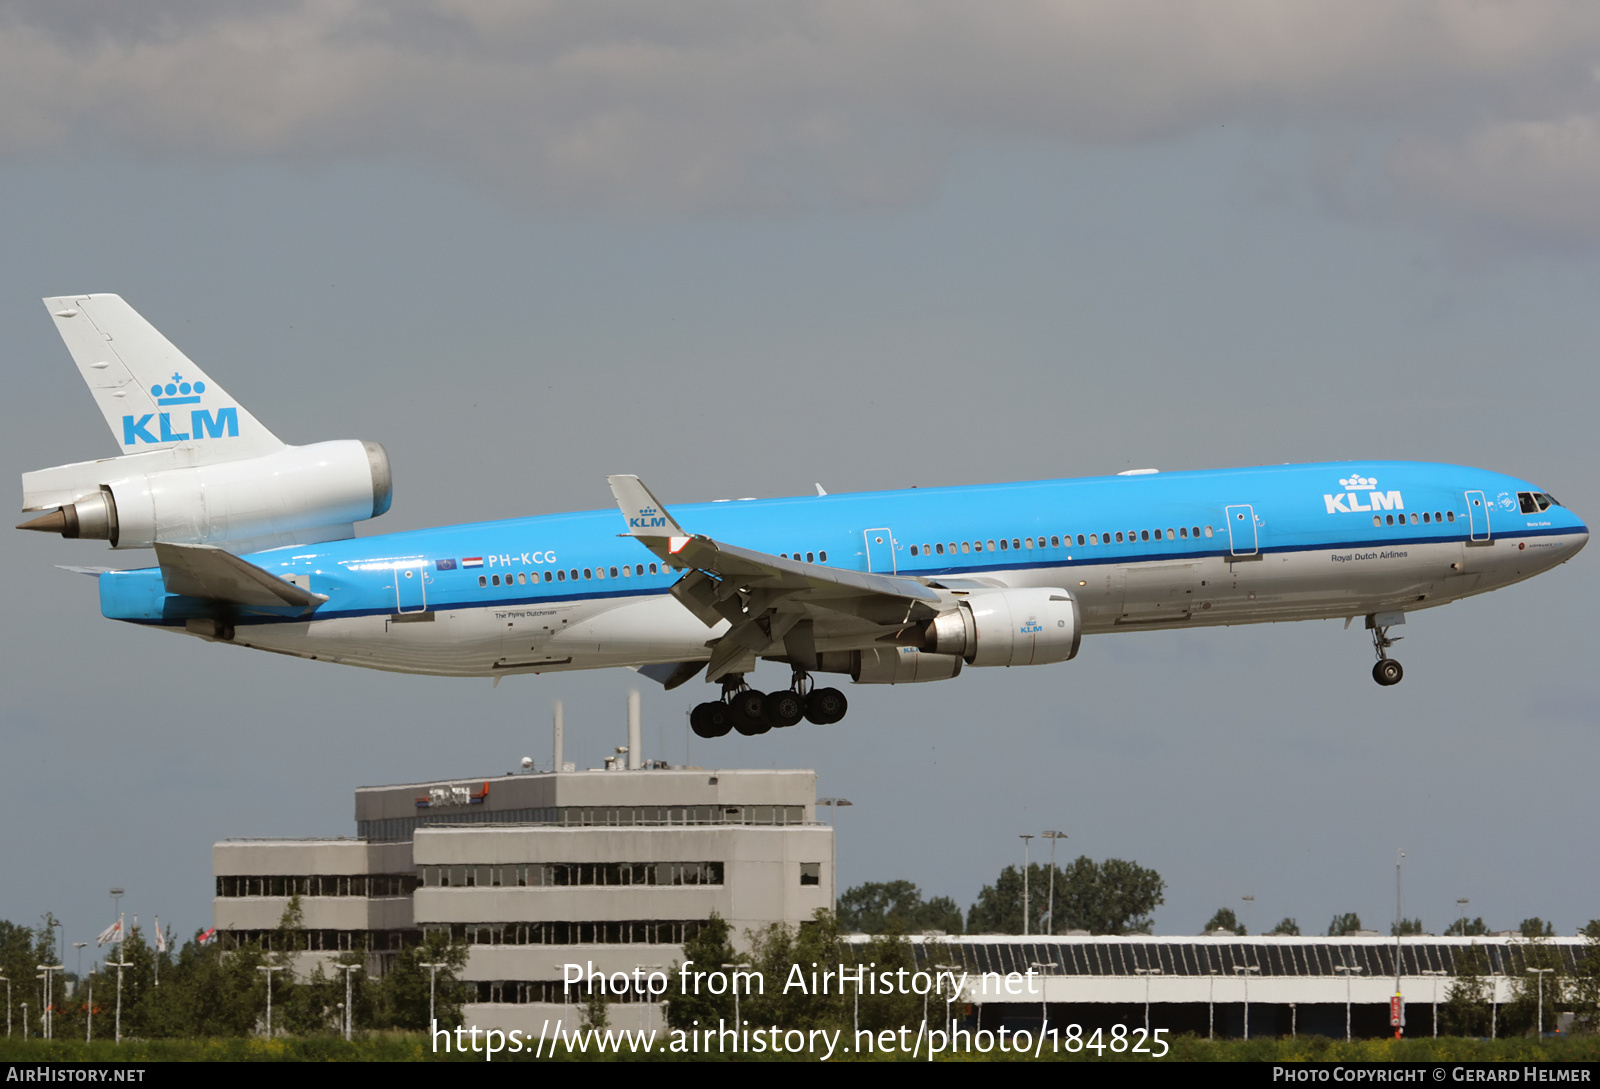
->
98, 460, 1587, 625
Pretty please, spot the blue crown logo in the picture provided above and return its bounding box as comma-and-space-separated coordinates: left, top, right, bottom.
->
151, 372, 206, 406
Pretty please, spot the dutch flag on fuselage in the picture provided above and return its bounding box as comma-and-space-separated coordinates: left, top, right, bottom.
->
462, 557, 483, 568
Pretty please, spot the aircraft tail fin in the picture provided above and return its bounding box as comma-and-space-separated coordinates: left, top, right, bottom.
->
45, 295, 282, 460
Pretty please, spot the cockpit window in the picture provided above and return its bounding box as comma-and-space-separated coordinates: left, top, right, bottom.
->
1519, 491, 1557, 514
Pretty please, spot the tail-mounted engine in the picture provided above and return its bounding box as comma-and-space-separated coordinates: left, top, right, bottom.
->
18, 440, 392, 551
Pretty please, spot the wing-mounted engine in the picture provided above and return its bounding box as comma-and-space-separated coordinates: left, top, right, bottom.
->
16, 294, 393, 552
920, 587, 1082, 666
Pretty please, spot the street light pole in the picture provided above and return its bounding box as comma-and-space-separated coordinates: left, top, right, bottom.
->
1235, 964, 1260, 1039
1527, 968, 1554, 1037
1393, 848, 1406, 1039
1041, 831, 1067, 936
817, 798, 852, 914
336, 964, 360, 1040
1421, 970, 1447, 1036
1019, 834, 1035, 936
35, 964, 62, 1040
256, 965, 286, 1037
1134, 968, 1161, 1033
105, 959, 132, 1043
421, 963, 447, 1028
1334, 964, 1363, 1041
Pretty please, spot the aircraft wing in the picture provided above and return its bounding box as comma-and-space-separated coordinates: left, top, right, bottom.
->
607, 475, 944, 680
154, 542, 327, 614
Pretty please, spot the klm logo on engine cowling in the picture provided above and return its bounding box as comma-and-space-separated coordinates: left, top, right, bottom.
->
629, 505, 668, 530
1324, 474, 1403, 515
121, 373, 238, 445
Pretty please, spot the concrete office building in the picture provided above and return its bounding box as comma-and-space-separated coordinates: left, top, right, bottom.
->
214, 745, 833, 1033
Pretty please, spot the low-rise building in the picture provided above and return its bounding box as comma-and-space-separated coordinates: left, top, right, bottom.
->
214, 763, 833, 1032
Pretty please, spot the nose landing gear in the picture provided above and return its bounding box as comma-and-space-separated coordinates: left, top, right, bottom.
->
689, 669, 849, 737
1369, 619, 1404, 686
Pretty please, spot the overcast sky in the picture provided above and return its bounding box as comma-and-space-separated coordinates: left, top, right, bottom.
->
3, 2, 1599, 962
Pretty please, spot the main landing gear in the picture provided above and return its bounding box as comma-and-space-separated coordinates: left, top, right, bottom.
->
689, 670, 848, 738
1370, 622, 1404, 687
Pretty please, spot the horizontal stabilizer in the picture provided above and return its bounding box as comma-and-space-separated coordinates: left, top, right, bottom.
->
56, 565, 116, 577
154, 542, 326, 613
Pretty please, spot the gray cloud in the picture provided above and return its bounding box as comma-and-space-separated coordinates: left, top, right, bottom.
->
4, 1, 1600, 225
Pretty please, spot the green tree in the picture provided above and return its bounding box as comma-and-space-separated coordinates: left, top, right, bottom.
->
742, 910, 849, 1031
1445, 916, 1488, 937
967, 856, 1163, 935
1269, 917, 1301, 936
1439, 943, 1494, 1037
580, 987, 610, 1030
1520, 918, 1555, 939
1327, 912, 1363, 936
1500, 937, 1565, 1036
136, 937, 266, 1037
1571, 919, 1600, 1034
664, 914, 741, 1030
0, 920, 50, 1037
1391, 917, 1425, 936
1203, 908, 1245, 935
371, 931, 468, 1030
837, 881, 963, 935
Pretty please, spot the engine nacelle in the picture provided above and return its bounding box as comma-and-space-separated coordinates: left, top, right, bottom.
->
921, 588, 1082, 667
850, 646, 964, 684
20, 440, 392, 550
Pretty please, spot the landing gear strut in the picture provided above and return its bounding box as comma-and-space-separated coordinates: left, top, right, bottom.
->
688, 669, 849, 738
1370, 623, 1404, 686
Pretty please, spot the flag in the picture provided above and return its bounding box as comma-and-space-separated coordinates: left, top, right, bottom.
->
461, 557, 483, 568
96, 919, 122, 947
196, 927, 216, 945
155, 917, 166, 954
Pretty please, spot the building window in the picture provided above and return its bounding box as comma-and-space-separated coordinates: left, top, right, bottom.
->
800, 863, 821, 887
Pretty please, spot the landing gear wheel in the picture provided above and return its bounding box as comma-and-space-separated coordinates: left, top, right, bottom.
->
1372, 659, 1404, 686
804, 687, 848, 725
763, 690, 805, 728
731, 689, 771, 735
690, 701, 732, 738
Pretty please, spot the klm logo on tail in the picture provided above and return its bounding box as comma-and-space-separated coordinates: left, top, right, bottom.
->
123, 408, 239, 445
629, 505, 668, 530
122, 374, 238, 445
1324, 474, 1403, 515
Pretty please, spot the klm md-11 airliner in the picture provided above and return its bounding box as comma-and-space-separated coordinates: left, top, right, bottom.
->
18, 296, 1588, 737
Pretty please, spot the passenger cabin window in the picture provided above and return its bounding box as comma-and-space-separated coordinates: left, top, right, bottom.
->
478, 575, 487, 587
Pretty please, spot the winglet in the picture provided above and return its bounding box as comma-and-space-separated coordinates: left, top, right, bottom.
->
607, 475, 688, 541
